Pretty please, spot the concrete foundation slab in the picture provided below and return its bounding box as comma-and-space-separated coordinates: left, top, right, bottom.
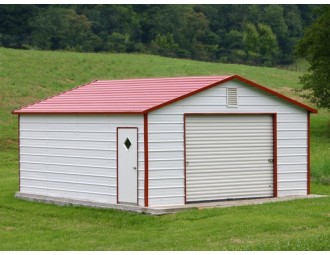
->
15, 192, 326, 215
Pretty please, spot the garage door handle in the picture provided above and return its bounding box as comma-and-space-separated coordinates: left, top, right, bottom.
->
268, 159, 274, 163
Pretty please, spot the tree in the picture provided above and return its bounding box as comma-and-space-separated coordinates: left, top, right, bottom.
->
140, 5, 184, 44
261, 5, 290, 63
178, 6, 209, 53
29, 7, 96, 51
258, 23, 279, 66
0, 5, 39, 48
296, 6, 330, 108
224, 30, 243, 50
104, 32, 130, 52
151, 33, 179, 57
243, 23, 260, 64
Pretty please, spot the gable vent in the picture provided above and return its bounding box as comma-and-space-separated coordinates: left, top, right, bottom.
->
227, 88, 238, 107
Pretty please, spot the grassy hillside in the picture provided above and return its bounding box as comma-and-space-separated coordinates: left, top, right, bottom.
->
0, 47, 329, 250
0, 47, 311, 147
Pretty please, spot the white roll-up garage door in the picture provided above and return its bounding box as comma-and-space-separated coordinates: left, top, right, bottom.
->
185, 114, 274, 202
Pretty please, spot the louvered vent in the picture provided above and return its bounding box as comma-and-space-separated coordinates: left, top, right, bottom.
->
227, 88, 238, 107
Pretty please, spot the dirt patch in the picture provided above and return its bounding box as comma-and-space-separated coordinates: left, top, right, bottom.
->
1, 226, 15, 231
230, 238, 244, 244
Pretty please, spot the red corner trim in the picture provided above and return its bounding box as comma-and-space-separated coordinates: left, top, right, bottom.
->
273, 114, 278, 197
307, 112, 311, 194
144, 114, 149, 207
183, 114, 187, 204
18, 115, 21, 192
116, 127, 119, 204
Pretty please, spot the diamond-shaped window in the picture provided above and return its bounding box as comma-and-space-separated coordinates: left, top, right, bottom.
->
124, 138, 132, 150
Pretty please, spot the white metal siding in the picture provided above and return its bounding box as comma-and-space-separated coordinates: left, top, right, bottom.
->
185, 115, 274, 202
19, 114, 145, 206
148, 80, 307, 207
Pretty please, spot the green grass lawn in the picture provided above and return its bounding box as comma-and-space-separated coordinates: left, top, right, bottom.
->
0, 47, 329, 250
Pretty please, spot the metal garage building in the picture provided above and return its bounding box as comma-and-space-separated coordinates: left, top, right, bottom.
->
13, 75, 317, 209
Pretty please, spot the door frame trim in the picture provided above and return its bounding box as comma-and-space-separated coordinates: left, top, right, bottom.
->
116, 127, 139, 205
183, 113, 277, 204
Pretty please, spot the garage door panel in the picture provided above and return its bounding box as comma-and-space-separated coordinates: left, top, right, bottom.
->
187, 179, 273, 187
186, 115, 274, 202
187, 120, 272, 125
187, 184, 273, 193
187, 145, 273, 151
187, 165, 272, 172
188, 192, 273, 201
186, 131, 272, 137
187, 126, 272, 131
189, 158, 272, 164
188, 188, 273, 199
188, 161, 272, 167
187, 115, 271, 123
187, 152, 272, 158
187, 139, 272, 145
188, 170, 273, 177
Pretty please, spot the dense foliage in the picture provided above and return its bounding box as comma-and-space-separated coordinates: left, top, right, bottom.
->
296, 6, 330, 109
0, 4, 317, 66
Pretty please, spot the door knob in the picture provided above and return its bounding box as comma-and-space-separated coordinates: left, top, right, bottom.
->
133, 167, 137, 170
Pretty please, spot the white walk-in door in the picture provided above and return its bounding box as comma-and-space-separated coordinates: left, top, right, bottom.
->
118, 128, 138, 205
185, 115, 274, 202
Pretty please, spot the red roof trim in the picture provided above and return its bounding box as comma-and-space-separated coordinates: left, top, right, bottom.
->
144, 75, 317, 114
143, 75, 235, 113
12, 111, 142, 115
232, 75, 318, 113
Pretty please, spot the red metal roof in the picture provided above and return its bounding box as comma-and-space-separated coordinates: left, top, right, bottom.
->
13, 75, 317, 114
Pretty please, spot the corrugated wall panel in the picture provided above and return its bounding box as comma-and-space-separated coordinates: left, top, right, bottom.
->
148, 80, 307, 207
20, 162, 114, 176
19, 114, 144, 206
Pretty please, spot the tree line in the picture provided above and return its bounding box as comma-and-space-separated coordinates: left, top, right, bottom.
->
0, 5, 318, 66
